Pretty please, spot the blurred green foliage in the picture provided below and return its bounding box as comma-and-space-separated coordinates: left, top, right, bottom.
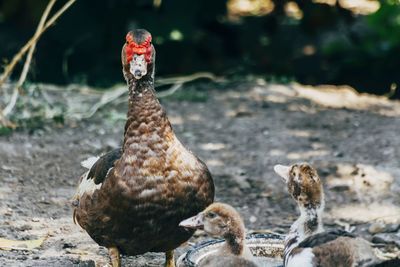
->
0, 0, 399, 97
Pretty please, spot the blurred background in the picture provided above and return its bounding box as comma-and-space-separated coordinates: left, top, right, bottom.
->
1, 0, 399, 97
1, 2, 400, 265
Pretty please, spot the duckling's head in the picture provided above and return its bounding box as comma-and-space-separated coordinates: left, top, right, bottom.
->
274, 163, 324, 210
180, 203, 245, 239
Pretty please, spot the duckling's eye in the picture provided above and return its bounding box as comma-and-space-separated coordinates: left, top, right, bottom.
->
206, 212, 217, 219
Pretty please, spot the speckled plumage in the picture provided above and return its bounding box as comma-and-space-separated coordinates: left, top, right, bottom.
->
73, 29, 214, 260
275, 163, 397, 267
180, 203, 256, 267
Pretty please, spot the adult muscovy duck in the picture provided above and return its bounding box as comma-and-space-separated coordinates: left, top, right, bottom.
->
72, 29, 214, 267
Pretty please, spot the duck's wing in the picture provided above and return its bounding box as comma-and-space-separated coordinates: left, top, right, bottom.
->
298, 229, 355, 248
72, 148, 122, 207
86, 148, 122, 184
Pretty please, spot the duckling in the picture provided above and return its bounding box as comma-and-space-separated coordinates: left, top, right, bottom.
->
179, 203, 258, 267
274, 163, 399, 267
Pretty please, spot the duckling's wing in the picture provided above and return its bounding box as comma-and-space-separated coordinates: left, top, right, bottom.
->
298, 229, 355, 248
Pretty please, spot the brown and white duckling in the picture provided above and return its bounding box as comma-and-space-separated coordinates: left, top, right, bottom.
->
274, 163, 399, 267
180, 203, 257, 267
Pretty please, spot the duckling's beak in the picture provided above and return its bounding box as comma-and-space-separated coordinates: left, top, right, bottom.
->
179, 213, 204, 229
274, 164, 290, 182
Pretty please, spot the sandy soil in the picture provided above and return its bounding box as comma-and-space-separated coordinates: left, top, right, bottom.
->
1, 81, 399, 266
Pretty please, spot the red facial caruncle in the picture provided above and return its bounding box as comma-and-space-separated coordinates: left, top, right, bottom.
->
125, 33, 152, 64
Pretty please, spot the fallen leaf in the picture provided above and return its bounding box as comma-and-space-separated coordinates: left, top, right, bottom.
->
0, 237, 45, 251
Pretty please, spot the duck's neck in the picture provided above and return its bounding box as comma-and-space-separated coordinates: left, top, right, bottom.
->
284, 203, 324, 264
120, 74, 174, 159
222, 223, 246, 256
293, 205, 324, 240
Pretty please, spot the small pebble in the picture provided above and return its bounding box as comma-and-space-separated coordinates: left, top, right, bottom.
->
369, 222, 400, 234
249, 216, 257, 223
369, 222, 386, 234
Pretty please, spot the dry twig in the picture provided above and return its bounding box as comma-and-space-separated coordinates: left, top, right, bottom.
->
0, 0, 77, 89
71, 72, 221, 119
3, 0, 57, 116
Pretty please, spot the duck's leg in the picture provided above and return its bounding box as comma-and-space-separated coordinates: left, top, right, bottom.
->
108, 246, 121, 267
165, 250, 175, 267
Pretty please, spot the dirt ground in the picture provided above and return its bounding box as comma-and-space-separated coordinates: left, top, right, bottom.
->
1, 81, 399, 266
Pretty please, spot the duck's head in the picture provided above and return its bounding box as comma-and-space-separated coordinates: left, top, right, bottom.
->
121, 29, 155, 81
179, 203, 245, 239
274, 163, 324, 210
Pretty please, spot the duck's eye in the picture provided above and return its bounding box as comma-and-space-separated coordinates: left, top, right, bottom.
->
206, 212, 217, 219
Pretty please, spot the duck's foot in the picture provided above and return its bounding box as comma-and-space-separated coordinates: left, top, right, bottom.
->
165, 250, 175, 267
108, 246, 121, 267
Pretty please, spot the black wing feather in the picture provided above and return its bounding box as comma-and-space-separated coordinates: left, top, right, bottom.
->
87, 148, 122, 184
298, 229, 356, 248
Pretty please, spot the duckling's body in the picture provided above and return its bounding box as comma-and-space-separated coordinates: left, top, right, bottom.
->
180, 203, 257, 267
274, 163, 398, 267
199, 255, 258, 267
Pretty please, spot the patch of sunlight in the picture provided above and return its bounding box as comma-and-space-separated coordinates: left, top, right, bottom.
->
256, 78, 267, 86
326, 163, 394, 201
287, 150, 329, 160
7, 217, 106, 264
0, 237, 45, 251
205, 159, 224, 167
302, 45, 316, 56
169, 30, 183, 41
329, 202, 400, 224
339, 0, 380, 15
187, 114, 202, 121
313, 0, 337, 5
270, 149, 285, 156
287, 103, 318, 114
313, 0, 380, 15
248, 84, 294, 103
265, 84, 296, 96
168, 116, 183, 125
285, 2, 303, 20
292, 83, 400, 117
227, 0, 275, 21
200, 143, 226, 151
153, 0, 162, 8
288, 130, 312, 138
264, 95, 289, 103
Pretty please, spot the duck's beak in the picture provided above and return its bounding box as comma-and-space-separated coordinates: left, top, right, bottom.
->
179, 213, 204, 229
274, 164, 290, 183
129, 54, 148, 79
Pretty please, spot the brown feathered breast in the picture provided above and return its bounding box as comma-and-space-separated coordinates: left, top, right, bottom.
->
73, 84, 214, 255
